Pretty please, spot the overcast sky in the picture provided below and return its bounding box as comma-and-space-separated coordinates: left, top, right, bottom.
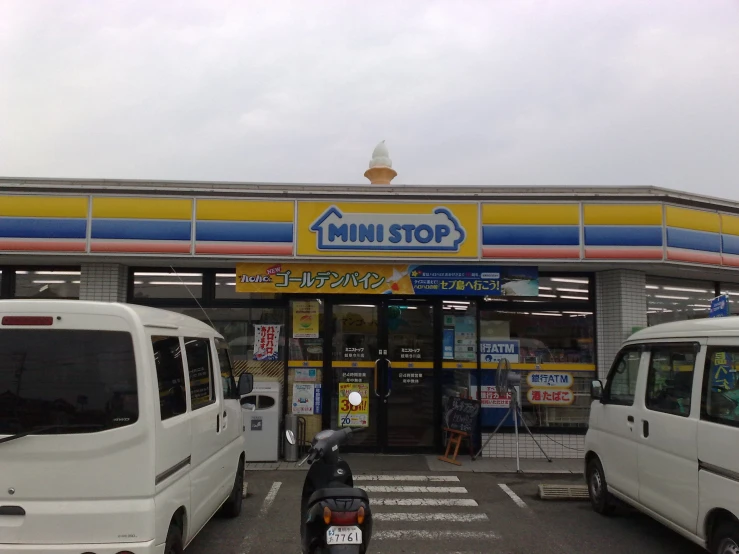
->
1, 1, 738, 197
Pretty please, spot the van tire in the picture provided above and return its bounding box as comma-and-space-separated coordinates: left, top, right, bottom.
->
220, 458, 244, 518
587, 457, 615, 515
165, 523, 184, 554
712, 521, 739, 554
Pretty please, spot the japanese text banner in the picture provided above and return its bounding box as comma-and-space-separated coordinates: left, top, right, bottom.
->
236, 263, 538, 296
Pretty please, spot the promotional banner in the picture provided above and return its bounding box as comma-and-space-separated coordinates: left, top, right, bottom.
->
292, 300, 319, 338
236, 263, 538, 296
338, 382, 369, 427
253, 324, 281, 361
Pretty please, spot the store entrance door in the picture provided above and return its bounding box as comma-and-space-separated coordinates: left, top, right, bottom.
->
329, 299, 438, 453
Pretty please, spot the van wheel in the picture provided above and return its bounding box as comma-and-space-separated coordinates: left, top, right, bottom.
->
713, 521, 739, 554
587, 457, 615, 515
165, 523, 184, 554
220, 458, 244, 518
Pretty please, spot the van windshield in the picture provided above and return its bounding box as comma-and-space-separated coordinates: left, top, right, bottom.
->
0, 330, 138, 435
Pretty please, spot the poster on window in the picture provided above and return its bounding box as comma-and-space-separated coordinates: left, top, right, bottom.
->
293, 301, 320, 338
292, 383, 315, 414
253, 324, 281, 361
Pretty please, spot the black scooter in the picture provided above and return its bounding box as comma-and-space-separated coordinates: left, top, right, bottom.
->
286, 393, 373, 554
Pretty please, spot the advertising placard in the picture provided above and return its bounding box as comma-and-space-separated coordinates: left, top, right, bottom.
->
526, 372, 574, 388
236, 263, 538, 296
338, 382, 369, 427
294, 368, 317, 382
292, 384, 315, 414
526, 389, 575, 405
480, 340, 520, 363
292, 301, 320, 338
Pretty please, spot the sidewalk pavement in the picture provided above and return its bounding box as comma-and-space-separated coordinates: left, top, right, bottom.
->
244, 455, 583, 475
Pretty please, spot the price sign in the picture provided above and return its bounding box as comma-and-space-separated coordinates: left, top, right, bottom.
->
338, 382, 369, 427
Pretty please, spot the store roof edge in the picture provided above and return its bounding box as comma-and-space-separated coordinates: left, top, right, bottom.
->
0, 177, 736, 212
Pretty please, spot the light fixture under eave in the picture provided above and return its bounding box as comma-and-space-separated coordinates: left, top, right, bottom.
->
550, 278, 588, 284
148, 281, 203, 286
531, 312, 563, 317
136, 272, 201, 277
662, 286, 709, 294
560, 295, 589, 301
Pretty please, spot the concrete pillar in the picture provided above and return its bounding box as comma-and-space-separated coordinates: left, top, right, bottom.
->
596, 269, 647, 379
79, 263, 128, 302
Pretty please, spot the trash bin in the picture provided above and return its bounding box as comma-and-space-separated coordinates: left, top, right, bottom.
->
241, 381, 281, 462
284, 414, 299, 462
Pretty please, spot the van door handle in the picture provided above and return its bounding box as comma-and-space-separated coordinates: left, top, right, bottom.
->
627, 415, 634, 423
643, 420, 650, 438
216, 414, 220, 432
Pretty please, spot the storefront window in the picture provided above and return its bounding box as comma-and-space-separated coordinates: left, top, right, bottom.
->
647, 276, 716, 326
215, 272, 278, 300
478, 304, 596, 430
13, 269, 80, 298
287, 300, 324, 443
171, 307, 286, 387
441, 300, 480, 414
132, 270, 203, 299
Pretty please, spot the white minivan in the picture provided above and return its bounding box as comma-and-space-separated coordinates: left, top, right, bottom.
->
0, 300, 254, 554
586, 316, 739, 554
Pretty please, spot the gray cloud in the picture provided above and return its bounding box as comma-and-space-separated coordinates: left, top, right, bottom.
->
1, 0, 738, 198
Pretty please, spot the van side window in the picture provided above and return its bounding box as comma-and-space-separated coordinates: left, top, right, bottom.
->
216, 338, 238, 400
151, 336, 187, 420
605, 348, 641, 405
645, 344, 697, 417
184, 338, 216, 410
701, 347, 739, 428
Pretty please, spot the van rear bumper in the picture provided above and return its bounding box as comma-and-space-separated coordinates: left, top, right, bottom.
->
0, 540, 161, 553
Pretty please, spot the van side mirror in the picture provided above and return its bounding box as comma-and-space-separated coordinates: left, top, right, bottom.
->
238, 373, 254, 396
591, 379, 604, 401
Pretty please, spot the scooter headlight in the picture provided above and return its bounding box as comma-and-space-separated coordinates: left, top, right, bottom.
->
323, 505, 332, 524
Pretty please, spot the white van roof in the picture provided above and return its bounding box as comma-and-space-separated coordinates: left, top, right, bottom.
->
629, 316, 739, 341
0, 299, 220, 336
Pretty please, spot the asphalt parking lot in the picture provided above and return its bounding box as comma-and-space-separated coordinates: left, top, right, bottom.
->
185, 470, 706, 554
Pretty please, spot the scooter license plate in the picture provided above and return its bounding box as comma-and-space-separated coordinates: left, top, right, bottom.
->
326, 526, 362, 545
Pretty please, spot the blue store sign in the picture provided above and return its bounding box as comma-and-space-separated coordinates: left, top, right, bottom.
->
710, 294, 731, 318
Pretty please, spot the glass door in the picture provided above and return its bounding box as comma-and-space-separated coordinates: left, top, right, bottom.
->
329, 299, 439, 453
384, 299, 437, 452
330, 303, 380, 450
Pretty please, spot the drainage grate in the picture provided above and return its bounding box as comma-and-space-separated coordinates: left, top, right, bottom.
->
538, 484, 590, 501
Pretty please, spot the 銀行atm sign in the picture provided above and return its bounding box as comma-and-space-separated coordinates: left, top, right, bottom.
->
296, 201, 480, 258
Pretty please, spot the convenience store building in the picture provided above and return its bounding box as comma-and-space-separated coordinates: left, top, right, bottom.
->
1, 167, 739, 459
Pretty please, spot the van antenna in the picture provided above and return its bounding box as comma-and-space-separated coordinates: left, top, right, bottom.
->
169, 266, 216, 330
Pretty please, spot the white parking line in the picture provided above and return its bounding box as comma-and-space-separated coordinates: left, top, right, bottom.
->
372, 498, 479, 506
498, 483, 528, 509
361, 485, 468, 494
374, 512, 489, 522
259, 481, 282, 517
354, 475, 460, 482
374, 530, 499, 540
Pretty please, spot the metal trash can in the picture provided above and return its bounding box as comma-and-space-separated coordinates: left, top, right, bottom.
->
284, 414, 299, 462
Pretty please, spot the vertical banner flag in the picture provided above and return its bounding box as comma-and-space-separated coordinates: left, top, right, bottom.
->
253, 324, 281, 361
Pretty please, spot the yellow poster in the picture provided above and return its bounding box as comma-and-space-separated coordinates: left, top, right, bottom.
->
338, 382, 369, 427
236, 262, 414, 295
292, 301, 319, 338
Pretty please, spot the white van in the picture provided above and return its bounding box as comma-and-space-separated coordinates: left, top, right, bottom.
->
586, 316, 739, 554
0, 300, 254, 554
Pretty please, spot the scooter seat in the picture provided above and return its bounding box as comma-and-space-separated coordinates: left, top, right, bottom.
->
308, 487, 369, 506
